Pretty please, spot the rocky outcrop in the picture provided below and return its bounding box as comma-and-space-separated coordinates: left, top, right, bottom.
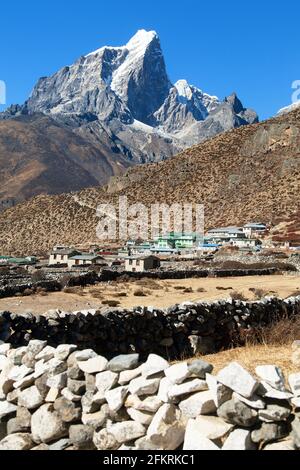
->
0, 342, 300, 450
0, 297, 299, 359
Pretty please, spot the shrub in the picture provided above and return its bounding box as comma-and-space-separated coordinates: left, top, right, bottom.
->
22, 288, 34, 297
230, 291, 247, 301
102, 300, 120, 307
31, 270, 46, 283
133, 289, 147, 297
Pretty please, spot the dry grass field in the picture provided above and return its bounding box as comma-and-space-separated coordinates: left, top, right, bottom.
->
0, 274, 299, 315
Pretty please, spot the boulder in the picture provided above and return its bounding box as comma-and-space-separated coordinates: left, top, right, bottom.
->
127, 408, 153, 426
82, 410, 107, 429
108, 354, 139, 373
108, 421, 146, 445
183, 418, 220, 450
165, 363, 191, 385
126, 395, 163, 413
95, 371, 119, 395
67, 379, 86, 396
188, 359, 213, 379
217, 362, 258, 398
129, 377, 161, 396
69, 424, 94, 450
217, 398, 258, 427
35, 346, 55, 362
31, 404, 68, 443
74, 350, 98, 362
206, 373, 232, 407
179, 391, 216, 418
223, 429, 255, 450
0, 433, 33, 450
147, 404, 185, 450
78, 356, 108, 374
259, 382, 293, 400
119, 366, 142, 386
186, 415, 234, 440
255, 365, 285, 391
263, 439, 295, 451
54, 396, 81, 423
251, 422, 289, 445
55, 345, 77, 361
291, 417, 300, 449
93, 428, 118, 450
258, 404, 291, 423
8, 365, 33, 382
232, 392, 265, 410
48, 438, 70, 451
46, 373, 67, 390
18, 386, 44, 410
0, 400, 17, 419
168, 379, 207, 400
289, 373, 300, 397
141, 354, 169, 378
105, 386, 128, 413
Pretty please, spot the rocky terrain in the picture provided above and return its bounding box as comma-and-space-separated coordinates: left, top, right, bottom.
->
0, 341, 300, 450
0, 107, 299, 254
0, 30, 257, 204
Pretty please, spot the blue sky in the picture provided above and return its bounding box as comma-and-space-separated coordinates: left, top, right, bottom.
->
0, 0, 299, 119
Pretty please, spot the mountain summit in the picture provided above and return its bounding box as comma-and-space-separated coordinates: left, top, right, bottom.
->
0, 30, 259, 204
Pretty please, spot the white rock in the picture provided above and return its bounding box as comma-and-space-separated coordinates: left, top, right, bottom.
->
31, 404, 68, 443
105, 386, 128, 413
46, 388, 60, 403
35, 346, 55, 362
78, 356, 108, 374
183, 419, 220, 450
260, 381, 293, 400
13, 373, 36, 390
206, 373, 232, 407
168, 379, 207, 399
0, 355, 9, 372
255, 365, 286, 391
0, 433, 33, 450
289, 373, 300, 397
95, 371, 119, 395
217, 362, 259, 398
223, 429, 255, 450
233, 392, 265, 410
136, 396, 163, 413
263, 439, 295, 450
157, 377, 173, 403
179, 391, 216, 418
129, 377, 160, 396
147, 404, 185, 450
0, 344, 11, 356
18, 386, 44, 410
142, 354, 169, 378
46, 372, 67, 390
291, 397, 300, 408
8, 365, 33, 382
55, 345, 77, 361
119, 366, 142, 385
27, 340, 47, 356
61, 388, 81, 402
187, 415, 234, 440
127, 408, 153, 426
165, 363, 191, 385
75, 350, 98, 361
0, 400, 17, 419
108, 421, 146, 444
7, 347, 27, 365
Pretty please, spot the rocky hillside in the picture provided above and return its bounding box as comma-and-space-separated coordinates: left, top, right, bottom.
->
0, 30, 258, 205
0, 108, 299, 255
0, 114, 131, 203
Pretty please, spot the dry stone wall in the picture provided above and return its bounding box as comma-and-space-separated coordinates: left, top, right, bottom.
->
0, 341, 300, 450
0, 297, 300, 360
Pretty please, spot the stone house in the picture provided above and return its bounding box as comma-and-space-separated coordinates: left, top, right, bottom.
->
67, 254, 106, 269
49, 247, 81, 266
125, 256, 161, 273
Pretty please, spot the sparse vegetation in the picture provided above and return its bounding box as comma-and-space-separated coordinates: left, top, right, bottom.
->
230, 290, 248, 301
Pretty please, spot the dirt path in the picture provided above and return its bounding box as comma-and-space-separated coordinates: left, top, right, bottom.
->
0, 274, 299, 315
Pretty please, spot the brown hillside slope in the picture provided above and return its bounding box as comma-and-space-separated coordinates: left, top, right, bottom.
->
0, 109, 299, 255
0, 114, 131, 203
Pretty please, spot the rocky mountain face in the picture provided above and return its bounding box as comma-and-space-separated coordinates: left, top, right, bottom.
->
1, 30, 258, 174
0, 107, 299, 255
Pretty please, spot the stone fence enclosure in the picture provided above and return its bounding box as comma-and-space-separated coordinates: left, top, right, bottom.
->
0, 296, 300, 360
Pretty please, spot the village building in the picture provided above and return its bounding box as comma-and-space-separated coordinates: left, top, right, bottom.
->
125, 255, 161, 273
206, 226, 246, 242
67, 254, 106, 269
243, 223, 267, 238
49, 247, 81, 266
197, 243, 220, 254
153, 232, 202, 250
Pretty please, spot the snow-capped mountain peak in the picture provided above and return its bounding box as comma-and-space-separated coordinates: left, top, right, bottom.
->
126, 29, 158, 51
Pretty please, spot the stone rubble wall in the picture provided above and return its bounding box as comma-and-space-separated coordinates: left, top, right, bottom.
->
0, 297, 300, 360
0, 341, 300, 451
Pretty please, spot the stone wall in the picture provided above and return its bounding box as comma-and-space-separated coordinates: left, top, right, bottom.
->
0, 297, 300, 360
0, 342, 299, 450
